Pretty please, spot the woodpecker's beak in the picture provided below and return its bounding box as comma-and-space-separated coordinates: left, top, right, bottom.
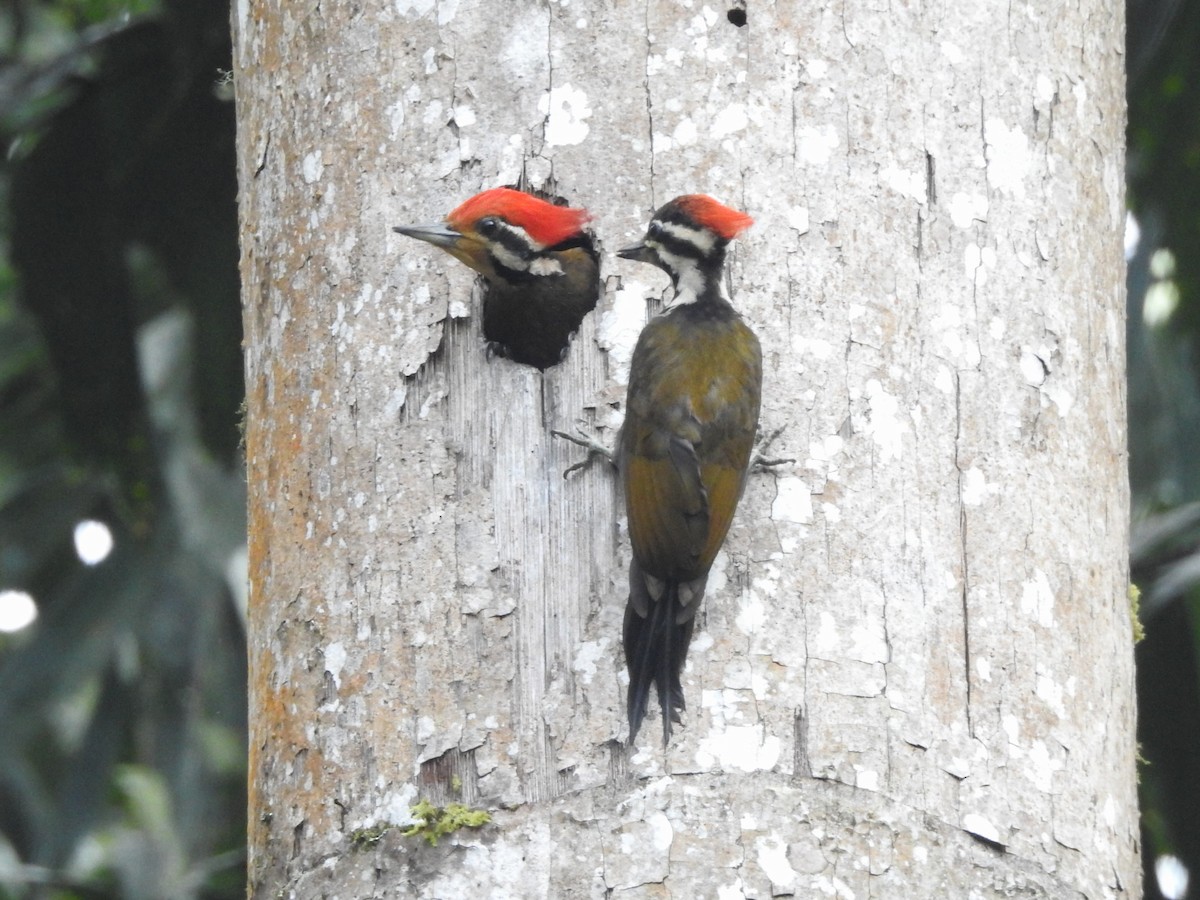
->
394, 221, 493, 275
392, 222, 462, 250
617, 241, 657, 265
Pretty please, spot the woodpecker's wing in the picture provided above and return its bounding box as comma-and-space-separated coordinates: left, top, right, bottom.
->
621, 314, 763, 586
623, 434, 709, 584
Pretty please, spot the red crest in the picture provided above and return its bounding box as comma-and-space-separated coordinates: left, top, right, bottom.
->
447, 188, 591, 247
673, 195, 754, 240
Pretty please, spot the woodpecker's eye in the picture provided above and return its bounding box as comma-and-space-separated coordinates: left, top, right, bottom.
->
477, 217, 500, 236
647, 221, 664, 239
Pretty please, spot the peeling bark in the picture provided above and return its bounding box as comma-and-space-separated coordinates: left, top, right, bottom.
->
236, 0, 1138, 896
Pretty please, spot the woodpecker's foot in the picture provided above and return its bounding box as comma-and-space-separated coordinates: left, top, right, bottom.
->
485, 340, 512, 362
551, 427, 615, 478
752, 425, 795, 471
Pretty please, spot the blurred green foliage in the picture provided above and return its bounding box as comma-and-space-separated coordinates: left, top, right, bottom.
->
0, 0, 245, 897
1128, 0, 1200, 896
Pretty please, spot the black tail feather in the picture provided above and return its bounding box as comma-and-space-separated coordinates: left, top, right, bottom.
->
624, 575, 696, 746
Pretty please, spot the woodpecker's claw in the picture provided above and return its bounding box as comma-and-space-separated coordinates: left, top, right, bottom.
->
752, 425, 795, 471
753, 454, 795, 470
485, 340, 512, 362
551, 427, 615, 478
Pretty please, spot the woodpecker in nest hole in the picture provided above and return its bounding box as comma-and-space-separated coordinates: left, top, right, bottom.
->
394, 187, 600, 370
615, 194, 762, 745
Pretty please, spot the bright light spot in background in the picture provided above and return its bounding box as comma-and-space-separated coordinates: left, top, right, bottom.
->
1125, 211, 1140, 261
1156, 854, 1189, 900
1145, 280, 1181, 328
1144, 248, 1182, 328
0, 590, 38, 633
1151, 248, 1177, 280
74, 519, 114, 566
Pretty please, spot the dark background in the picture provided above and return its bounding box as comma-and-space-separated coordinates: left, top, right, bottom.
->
0, 0, 1194, 896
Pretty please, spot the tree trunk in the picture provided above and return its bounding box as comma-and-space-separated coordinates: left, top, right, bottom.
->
234, 0, 1139, 896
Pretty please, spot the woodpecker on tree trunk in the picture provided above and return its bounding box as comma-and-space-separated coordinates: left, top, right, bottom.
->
616, 195, 763, 745
393, 187, 600, 369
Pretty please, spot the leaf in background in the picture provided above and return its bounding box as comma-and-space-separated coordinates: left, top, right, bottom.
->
0, 1, 246, 896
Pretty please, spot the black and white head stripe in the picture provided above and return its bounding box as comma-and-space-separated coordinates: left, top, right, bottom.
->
476, 215, 562, 275
629, 203, 742, 305
638, 222, 709, 305
618, 194, 749, 306
644, 217, 720, 262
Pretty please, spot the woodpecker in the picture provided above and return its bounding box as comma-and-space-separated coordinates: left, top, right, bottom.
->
617, 195, 762, 745
393, 188, 600, 369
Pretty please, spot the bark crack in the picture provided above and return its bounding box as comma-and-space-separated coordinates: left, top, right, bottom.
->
840, 0, 855, 48
978, 91, 991, 210
954, 373, 975, 738
925, 149, 937, 206
641, 4, 656, 206
799, 537, 813, 777
538, 6, 554, 157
